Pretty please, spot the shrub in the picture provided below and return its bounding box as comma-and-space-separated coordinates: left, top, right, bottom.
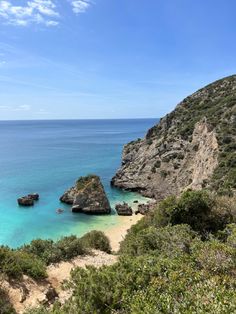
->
218, 223, 236, 248
23, 239, 55, 265
36, 242, 236, 314
191, 239, 236, 275
0, 247, 47, 280
153, 190, 233, 235
119, 224, 197, 257
80, 231, 111, 253
55, 236, 87, 260
16, 252, 47, 279
0, 288, 16, 314
23, 236, 88, 265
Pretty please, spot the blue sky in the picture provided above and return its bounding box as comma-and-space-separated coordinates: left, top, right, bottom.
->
0, 0, 235, 120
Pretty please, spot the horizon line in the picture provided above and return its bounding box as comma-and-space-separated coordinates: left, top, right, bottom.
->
0, 117, 159, 122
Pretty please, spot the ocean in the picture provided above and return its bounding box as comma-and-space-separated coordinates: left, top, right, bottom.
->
0, 119, 157, 248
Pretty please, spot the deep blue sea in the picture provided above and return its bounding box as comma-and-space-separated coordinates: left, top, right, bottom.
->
0, 119, 157, 248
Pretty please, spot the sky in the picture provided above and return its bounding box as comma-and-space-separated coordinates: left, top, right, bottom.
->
0, 0, 235, 120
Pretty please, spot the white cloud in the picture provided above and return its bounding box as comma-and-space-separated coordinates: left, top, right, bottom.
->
0, 105, 10, 109
0, 0, 59, 26
69, 0, 91, 14
0, 0, 93, 27
36, 108, 50, 115
0, 104, 31, 111
16, 104, 31, 111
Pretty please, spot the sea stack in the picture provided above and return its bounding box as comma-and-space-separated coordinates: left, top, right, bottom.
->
60, 175, 111, 214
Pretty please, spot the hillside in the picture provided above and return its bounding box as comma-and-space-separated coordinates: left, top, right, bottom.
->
25, 190, 236, 314
112, 75, 236, 199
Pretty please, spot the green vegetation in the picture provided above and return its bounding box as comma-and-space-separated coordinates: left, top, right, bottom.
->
22, 235, 88, 265
0, 289, 16, 314
152, 190, 233, 235
0, 232, 111, 283
80, 230, 111, 253
25, 190, 236, 314
76, 175, 100, 191
0, 246, 47, 280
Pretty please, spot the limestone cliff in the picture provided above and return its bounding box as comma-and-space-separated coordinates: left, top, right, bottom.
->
112, 75, 236, 199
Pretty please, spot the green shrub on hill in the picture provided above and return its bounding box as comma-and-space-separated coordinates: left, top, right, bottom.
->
25, 190, 236, 314
55, 236, 87, 261
22, 236, 88, 265
119, 224, 197, 257
152, 190, 233, 235
80, 231, 111, 253
0, 246, 46, 280
33, 238, 236, 314
0, 289, 16, 314
0, 232, 110, 282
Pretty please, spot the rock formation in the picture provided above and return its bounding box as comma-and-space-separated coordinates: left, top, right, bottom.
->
135, 202, 157, 215
18, 197, 34, 206
17, 194, 40, 206
115, 203, 133, 216
28, 193, 39, 201
60, 175, 111, 214
112, 75, 236, 199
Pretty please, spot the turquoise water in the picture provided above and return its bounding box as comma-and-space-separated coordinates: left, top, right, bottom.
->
0, 119, 157, 248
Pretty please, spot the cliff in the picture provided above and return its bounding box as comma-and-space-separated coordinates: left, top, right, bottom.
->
112, 75, 236, 199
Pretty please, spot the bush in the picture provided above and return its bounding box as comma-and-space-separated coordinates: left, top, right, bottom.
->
217, 223, 236, 248
36, 241, 236, 314
23, 239, 55, 265
191, 239, 236, 275
16, 252, 47, 279
23, 236, 88, 265
153, 190, 233, 235
0, 247, 46, 280
119, 224, 197, 257
0, 288, 16, 314
80, 231, 111, 253
55, 236, 87, 260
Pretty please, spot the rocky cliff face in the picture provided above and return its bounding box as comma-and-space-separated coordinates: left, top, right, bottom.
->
112, 75, 236, 199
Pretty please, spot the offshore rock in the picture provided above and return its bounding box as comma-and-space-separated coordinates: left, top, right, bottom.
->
18, 197, 34, 206
115, 203, 133, 216
60, 175, 111, 215
17, 193, 40, 206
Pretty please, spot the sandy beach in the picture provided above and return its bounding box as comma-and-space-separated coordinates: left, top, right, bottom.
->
105, 213, 143, 251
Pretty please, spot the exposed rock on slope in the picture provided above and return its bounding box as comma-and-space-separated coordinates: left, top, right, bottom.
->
112, 75, 236, 199
60, 175, 111, 214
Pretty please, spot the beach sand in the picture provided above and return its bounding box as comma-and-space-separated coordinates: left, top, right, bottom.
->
105, 213, 143, 251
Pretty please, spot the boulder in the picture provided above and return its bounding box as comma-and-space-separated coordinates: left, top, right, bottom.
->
136, 202, 157, 215
60, 175, 111, 215
28, 193, 39, 201
17, 193, 39, 206
115, 203, 133, 216
18, 196, 34, 206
